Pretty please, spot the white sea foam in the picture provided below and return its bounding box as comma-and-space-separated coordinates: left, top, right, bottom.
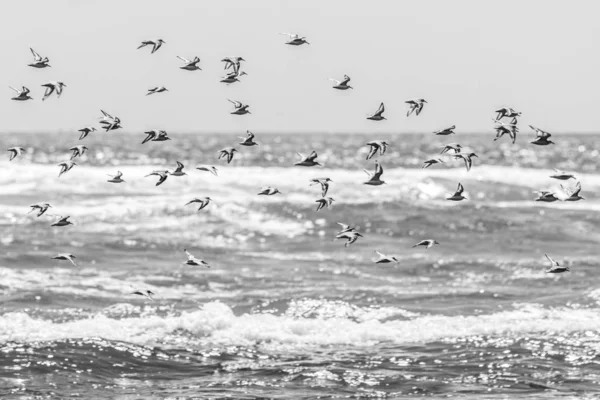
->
1, 301, 599, 347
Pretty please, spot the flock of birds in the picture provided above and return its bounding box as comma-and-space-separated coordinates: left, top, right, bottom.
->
6, 34, 575, 300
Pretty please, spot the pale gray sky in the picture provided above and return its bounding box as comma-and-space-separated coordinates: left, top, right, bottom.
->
3, 0, 600, 134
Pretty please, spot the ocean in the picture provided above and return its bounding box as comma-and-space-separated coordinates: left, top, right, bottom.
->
1, 131, 600, 399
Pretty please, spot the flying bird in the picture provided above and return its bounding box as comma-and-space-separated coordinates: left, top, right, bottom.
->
220, 70, 248, 84
51, 253, 77, 266
170, 161, 187, 176
57, 161, 77, 177
228, 99, 251, 115
365, 141, 388, 160
28, 203, 52, 217
258, 186, 281, 195
107, 171, 125, 183
367, 102, 386, 121
422, 158, 444, 169
239, 131, 258, 146
221, 57, 245, 73
183, 249, 211, 268
412, 239, 439, 249
177, 56, 202, 71
550, 169, 575, 181
453, 153, 478, 172
185, 197, 212, 211
295, 151, 321, 167
131, 286, 155, 300
447, 183, 466, 201
315, 197, 335, 212
310, 177, 333, 197
51, 216, 73, 227
434, 125, 456, 135
28, 48, 50, 68
405, 99, 427, 117
279, 32, 310, 45
7, 147, 25, 161
534, 190, 560, 202
218, 147, 238, 164
530, 125, 554, 145
196, 166, 218, 176
142, 130, 171, 144
146, 86, 168, 96
137, 39, 166, 54
69, 145, 88, 160
329, 75, 352, 90
373, 251, 399, 264
41, 81, 66, 101
493, 117, 518, 144
544, 254, 568, 273
145, 170, 170, 186
335, 231, 363, 247
336, 222, 357, 235
495, 107, 521, 121
561, 181, 584, 201
363, 161, 385, 185
440, 143, 462, 154
78, 127, 96, 140
9, 86, 33, 101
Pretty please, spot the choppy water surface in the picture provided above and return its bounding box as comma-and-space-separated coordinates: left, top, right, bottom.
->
1, 132, 600, 399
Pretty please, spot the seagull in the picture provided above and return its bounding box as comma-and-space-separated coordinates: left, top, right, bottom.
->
495, 107, 521, 121
28, 48, 50, 68
239, 130, 258, 146
7, 147, 25, 161
196, 165, 218, 176
218, 147, 238, 164
177, 56, 202, 71
28, 203, 52, 217
550, 169, 575, 180
365, 140, 388, 160
315, 197, 335, 212
170, 161, 187, 176
183, 249, 211, 268
221, 57, 245, 73
220, 70, 248, 84
434, 125, 456, 135
69, 145, 88, 160
373, 250, 399, 264
363, 161, 385, 185
440, 143, 462, 154
185, 197, 212, 211
131, 286, 155, 300
544, 254, 569, 273
51, 253, 77, 266
561, 181, 584, 201
107, 171, 125, 183
258, 186, 281, 195
493, 118, 518, 144
422, 158, 444, 169
329, 75, 352, 90
137, 39, 166, 54
51, 216, 73, 227
9, 86, 33, 101
279, 32, 310, 45
336, 222, 356, 235
335, 231, 363, 247
530, 125, 555, 145
295, 151, 321, 167
146, 86, 168, 96
447, 183, 466, 201
405, 99, 427, 117
58, 161, 77, 177
145, 170, 170, 186
41, 81, 66, 101
453, 153, 478, 172
367, 102, 386, 121
534, 190, 560, 202
78, 127, 97, 140
412, 239, 439, 249
310, 177, 333, 197
228, 99, 251, 115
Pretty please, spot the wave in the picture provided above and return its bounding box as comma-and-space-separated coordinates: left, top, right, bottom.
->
1, 301, 599, 347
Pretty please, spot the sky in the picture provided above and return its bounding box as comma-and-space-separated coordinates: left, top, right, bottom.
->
2, 0, 600, 134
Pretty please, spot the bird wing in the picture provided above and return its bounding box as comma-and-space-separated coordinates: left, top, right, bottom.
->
30, 47, 42, 61
572, 181, 582, 196
101, 110, 114, 119
340, 75, 351, 85
177, 56, 190, 63
247, 130, 254, 140
8, 86, 19, 94
456, 183, 464, 195
544, 253, 558, 266
372, 162, 383, 179
328, 78, 341, 85
336, 222, 349, 230
307, 151, 318, 161
228, 99, 242, 108
176, 161, 184, 170
375, 102, 385, 116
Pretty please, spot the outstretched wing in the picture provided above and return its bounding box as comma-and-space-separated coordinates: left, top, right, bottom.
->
456, 183, 464, 195
375, 102, 385, 116
177, 56, 190, 63
307, 151, 318, 161
30, 47, 42, 61
544, 253, 558, 266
